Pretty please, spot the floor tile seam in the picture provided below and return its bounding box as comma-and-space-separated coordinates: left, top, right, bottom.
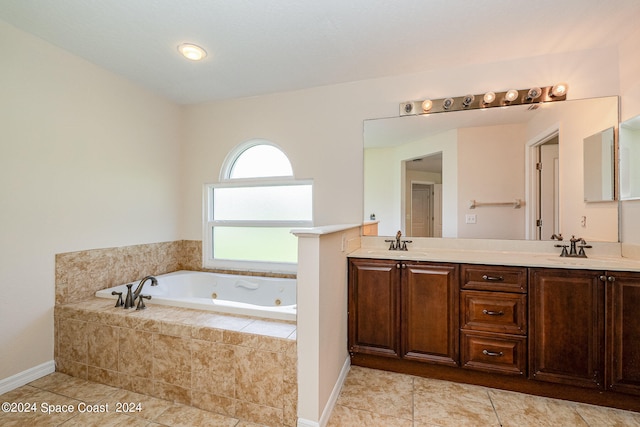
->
336, 402, 414, 422
486, 388, 504, 427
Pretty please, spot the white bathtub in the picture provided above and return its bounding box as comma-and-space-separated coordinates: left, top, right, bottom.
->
95, 270, 296, 321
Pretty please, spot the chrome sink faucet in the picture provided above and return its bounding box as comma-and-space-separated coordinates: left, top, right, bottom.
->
385, 230, 412, 251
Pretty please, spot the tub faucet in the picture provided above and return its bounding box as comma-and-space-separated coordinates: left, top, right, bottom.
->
124, 275, 157, 309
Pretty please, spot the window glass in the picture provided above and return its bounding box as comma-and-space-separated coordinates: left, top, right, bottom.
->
204, 141, 312, 273
213, 184, 312, 221
229, 144, 293, 178
213, 227, 298, 263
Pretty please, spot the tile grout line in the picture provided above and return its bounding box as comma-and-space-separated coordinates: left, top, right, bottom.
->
487, 389, 504, 427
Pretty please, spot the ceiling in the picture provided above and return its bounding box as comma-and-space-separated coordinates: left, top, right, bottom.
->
1, 0, 639, 105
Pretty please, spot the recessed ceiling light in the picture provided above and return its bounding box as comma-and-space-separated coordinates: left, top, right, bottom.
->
177, 43, 207, 61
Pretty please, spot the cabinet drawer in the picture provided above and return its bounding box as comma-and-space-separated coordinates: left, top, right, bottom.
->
461, 264, 527, 293
461, 290, 527, 335
461, 331, 526, 376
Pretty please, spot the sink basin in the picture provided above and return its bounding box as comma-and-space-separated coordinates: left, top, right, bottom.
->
364, 250, 431, 258
544, 257, 590, 266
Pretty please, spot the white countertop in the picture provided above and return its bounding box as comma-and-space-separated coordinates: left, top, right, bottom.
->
349, 237, 640, 272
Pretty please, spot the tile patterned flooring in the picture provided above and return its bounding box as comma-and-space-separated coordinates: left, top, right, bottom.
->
3, 366, 640, 426
327, 366, 640, 427
0, 372, 261, 426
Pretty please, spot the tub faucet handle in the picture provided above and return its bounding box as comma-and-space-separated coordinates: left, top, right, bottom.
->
111, 291, 124, 308
136, 295, 152, 310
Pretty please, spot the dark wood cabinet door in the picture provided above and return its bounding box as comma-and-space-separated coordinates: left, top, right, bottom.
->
529, 268, 604, 388
607, 271, 640, 395
348, 258, 401, 358
402, 262, 459, 366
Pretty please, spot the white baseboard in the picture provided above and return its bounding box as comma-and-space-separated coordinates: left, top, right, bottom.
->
0, 360, 55, 395
298, 356, 351, 427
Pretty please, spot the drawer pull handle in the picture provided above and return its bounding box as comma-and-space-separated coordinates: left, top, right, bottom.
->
482, 349, 504, 357
482, 309, 504, 316
482, 275, 504, 282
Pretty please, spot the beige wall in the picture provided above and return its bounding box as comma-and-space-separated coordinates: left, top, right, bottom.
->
0, 21, 182, 380
457, 124, 527, 239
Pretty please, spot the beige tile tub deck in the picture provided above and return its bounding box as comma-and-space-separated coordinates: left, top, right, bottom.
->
53, 298, 296, 427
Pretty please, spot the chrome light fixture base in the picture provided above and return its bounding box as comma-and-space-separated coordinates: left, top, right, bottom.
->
400, 84, 568, 116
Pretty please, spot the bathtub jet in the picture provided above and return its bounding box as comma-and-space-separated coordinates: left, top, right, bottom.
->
96, 270, 296, 321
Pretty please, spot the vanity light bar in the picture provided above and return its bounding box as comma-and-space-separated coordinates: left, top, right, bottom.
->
400, 84, 568, 116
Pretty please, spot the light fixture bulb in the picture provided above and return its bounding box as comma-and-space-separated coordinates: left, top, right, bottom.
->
551, 83, 568, 97
442, 98, 454, 110
177, 43, 207, 61
462, 94, 475, 107
422, 100, 433, 112
527, 87, 542, 100
483, 92, 496, 104
505, 89, 519, 103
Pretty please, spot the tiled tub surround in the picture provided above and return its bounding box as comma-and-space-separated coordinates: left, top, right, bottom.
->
56, 240, 294, 305
54, 298, 297, 427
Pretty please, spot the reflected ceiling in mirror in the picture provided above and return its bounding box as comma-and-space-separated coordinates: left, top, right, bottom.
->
364, 96, 619, 242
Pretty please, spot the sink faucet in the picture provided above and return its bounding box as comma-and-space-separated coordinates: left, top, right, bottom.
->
123, 275, 158, 309
385, 231, 412, 251
555, 236, 591, 258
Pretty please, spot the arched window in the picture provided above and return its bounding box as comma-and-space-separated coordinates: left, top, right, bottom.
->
204, 141, 313, 273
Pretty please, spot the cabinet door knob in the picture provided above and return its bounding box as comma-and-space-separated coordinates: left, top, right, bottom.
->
482, 275, 504, 282
482, 349, 504, 357
396, 263, 401, 269
482, 309, 504, 316
599, 275, 607, 282
608, 276, 616, 282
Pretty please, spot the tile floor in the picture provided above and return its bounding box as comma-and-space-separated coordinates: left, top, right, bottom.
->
0, 372, 260, 426
327, 366, 640, 427
3, 366, 640, 426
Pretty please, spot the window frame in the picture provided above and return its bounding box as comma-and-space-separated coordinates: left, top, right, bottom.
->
203, 141, 312, 273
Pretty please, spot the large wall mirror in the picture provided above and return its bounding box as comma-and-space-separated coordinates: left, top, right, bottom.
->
364, 96, 619, 242
620, 115, 640, 200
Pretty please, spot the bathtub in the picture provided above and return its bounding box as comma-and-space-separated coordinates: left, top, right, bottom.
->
95, 270, 296, 321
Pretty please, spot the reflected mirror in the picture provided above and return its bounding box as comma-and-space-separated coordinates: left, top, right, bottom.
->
364, 96, 619, 242
583, 127, 615, 202
620, 115, 640, 200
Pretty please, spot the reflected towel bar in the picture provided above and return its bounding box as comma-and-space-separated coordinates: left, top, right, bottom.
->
469, 199, 523, 209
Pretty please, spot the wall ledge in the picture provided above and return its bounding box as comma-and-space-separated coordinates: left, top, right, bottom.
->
291, 224, 360, 237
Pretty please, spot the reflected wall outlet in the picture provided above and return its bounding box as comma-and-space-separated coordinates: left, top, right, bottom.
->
581, 216, 587, 227
465, 214, 477, 224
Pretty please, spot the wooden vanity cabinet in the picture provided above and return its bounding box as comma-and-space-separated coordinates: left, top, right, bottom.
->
529, 268, 605, 389
607, 271, 640, 395
402, 261, 459, 366
349, 256, 640, 408
460, 265, 528, 376
348, 258, 459, 366
348, 258, 401, 358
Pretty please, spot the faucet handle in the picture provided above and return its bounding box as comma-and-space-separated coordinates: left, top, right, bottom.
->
401, 240, 412, 251
136, 295, 152, 310
578, 244, 592, 258
384, 239, 396, 250
554, 244, 569, 257
111, 291, 124, 308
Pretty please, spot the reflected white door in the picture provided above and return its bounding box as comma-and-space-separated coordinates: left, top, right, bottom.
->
411, 184, 432, 237
540, 142, 559, 239
433, 184, 442, 237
